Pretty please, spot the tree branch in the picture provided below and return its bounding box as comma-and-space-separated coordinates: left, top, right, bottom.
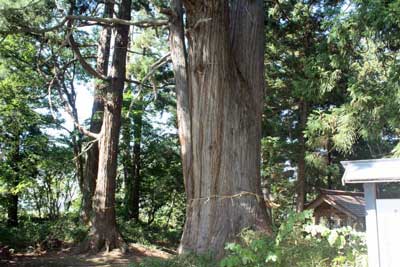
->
0, 18, 68, 35
0, 15, 168, 35
126, 52, 171, 118
67, 32, 109, 81
66, 15, 168, 28
55, 77, 100, 140
142, 52, 171, 85
48, 67, 100, 140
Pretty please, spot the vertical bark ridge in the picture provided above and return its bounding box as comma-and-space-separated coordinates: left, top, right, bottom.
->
177, 0, 272, 257
89, 0, 131, 252
81, 0, 113, 224
168, 0, 193, 200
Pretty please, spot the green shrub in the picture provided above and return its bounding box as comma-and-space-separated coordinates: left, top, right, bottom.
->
130, 253, 217, 267
220, 211, 367, 267
0, 219, 56, 249
119, 220, 182, 249
0, 214, 89, 251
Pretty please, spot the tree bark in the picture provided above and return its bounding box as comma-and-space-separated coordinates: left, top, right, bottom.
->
7, 133, 20, 227
296, 101, 308, 212
88, 0, 131, 252
130, 99, 143, 221
81, 0, 113, 224
170, 0, 272, 257
327, 138, 333, 189
7, 194, 18, 227
123, 95, 143, 221
167, 0, 192, 187
121, 109, 134, 219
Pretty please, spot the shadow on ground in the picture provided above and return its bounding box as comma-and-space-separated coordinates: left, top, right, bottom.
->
2, 243, 171, 267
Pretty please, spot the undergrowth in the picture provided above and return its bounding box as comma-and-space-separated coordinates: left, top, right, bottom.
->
133, 211, 367, 267
130, 253, 217, 267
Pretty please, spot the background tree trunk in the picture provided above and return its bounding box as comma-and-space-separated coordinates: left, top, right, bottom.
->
174, 0, 272, 257
7, 133, 20, 227
89, 0, 131, 252
81, 1, 113, 224
130, 99, 143, 221
123, 95, 143, 221
327, 138, 333, 189
167, 0, 192, 194
296, 101, 308, 212
121, 109, 134, 219
7, 194, 18, 227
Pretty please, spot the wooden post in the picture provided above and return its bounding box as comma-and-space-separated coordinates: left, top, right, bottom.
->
364, 183, 380, 267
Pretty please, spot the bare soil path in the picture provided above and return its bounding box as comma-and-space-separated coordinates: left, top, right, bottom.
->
1, 244, 171, 267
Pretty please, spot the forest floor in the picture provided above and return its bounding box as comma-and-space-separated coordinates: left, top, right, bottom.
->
2, 243, 171, 267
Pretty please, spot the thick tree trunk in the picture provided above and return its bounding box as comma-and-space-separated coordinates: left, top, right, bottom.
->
171, 0, 272, 257
88, 0, 131, 252
167, 0, 192, 190
81, 1, 113, 224
296, 101, 308, 212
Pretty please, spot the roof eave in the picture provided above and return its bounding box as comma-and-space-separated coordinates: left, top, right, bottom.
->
343, 178, 400, 184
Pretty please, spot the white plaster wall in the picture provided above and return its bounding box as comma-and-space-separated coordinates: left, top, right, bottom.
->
376, 199, 400, 267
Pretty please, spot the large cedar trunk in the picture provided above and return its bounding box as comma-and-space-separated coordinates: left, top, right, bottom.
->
81, 1, 113, 224
170, 0, 272, 257
88, 0, 131, 252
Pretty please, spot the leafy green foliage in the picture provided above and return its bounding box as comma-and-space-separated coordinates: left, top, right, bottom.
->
130, 253, 217, 267
221, 211, 367, 267
303, 0, 400, 157
118, 220, 182, 249
263, 0, 351, 213
0, 0, 57, 33
0, 214, 88, 250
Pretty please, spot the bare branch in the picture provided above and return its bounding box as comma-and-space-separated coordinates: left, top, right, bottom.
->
0, 15, 167, 35
127, 49, 161, 57
125, 78, 143, 86
66, 15, 168, 28
142, 52, 171, 85
0, 18, 68, 34
49, 69, 100, 140
126, 52, 171, 118
159, 8, 174, 17
68, 32, 108, 81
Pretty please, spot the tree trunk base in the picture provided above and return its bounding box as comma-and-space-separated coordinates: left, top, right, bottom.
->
79, 230, 128, 254
179, 195, 272, 258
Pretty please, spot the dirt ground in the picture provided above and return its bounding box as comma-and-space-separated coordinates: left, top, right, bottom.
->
1, 243, 171, 267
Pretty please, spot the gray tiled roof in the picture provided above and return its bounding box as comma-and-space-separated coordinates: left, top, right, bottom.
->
325, 193, 366, 218
307, 189, 366, 218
